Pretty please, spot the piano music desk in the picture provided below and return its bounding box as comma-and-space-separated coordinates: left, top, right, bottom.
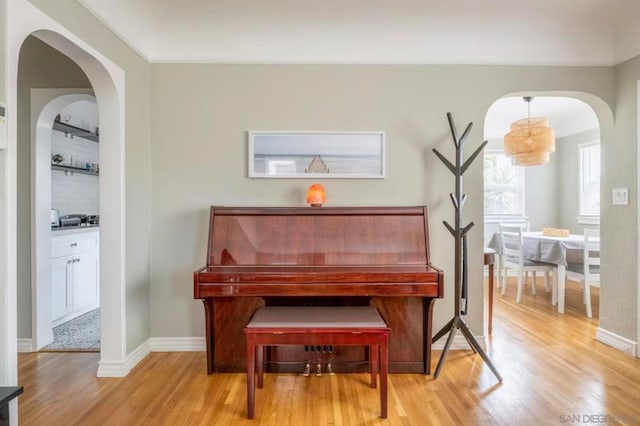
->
244, 306, 390, 419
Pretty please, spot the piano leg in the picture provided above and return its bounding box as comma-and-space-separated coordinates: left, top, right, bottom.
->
202, 298, 215, 374
423, 297, 438, 375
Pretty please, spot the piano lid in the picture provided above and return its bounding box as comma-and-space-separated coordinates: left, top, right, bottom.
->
206, 206, 433, 267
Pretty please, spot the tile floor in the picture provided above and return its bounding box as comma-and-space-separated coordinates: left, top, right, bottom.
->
42, 308, 100, 351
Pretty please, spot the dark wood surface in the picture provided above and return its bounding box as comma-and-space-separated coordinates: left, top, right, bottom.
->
484, 249, 496, 335
0, 387, 22, 405
194, 206, 443, 374
246, 328, 389, 419
0, 386, 23, 426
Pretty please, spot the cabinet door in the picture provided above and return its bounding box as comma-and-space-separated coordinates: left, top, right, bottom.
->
51, 256, 72, 321
72, 251, 99, 313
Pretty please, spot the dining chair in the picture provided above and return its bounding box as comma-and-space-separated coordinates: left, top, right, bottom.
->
494, 222, 541, 291
499, 224, 555, 303
565, 228, 600, 318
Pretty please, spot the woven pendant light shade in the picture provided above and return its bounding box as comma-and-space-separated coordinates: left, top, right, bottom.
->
503, 98, 555, 166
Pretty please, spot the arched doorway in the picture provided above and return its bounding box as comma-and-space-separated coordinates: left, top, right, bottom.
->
31, 92, 99, 351
2, 7, 128, 418
482, 92, 612, 331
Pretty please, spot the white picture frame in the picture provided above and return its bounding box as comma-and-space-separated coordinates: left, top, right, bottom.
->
248, 131, 385, 178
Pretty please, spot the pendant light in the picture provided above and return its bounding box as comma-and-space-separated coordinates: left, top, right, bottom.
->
503, 97, 555, 166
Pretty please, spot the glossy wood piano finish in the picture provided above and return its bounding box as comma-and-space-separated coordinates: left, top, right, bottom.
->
194, 206, 443, 374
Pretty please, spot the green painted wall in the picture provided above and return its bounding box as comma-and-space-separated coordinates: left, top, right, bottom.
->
601, 56, 640, 341
149, 64, 615, 339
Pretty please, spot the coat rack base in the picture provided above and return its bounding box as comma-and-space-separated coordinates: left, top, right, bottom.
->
432, 315, 503, 382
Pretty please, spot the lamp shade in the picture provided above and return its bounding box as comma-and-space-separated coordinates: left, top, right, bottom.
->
306, 184, 326, 207
503, 98, 555, 166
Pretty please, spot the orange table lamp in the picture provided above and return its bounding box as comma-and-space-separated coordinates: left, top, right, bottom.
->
306, 184, 326, 207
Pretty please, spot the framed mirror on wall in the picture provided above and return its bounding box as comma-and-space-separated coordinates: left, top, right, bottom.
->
248, 131, 385, 178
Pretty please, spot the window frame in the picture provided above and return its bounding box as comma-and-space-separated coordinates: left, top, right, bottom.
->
578, 141, 601, 221
483, 149, 527, 222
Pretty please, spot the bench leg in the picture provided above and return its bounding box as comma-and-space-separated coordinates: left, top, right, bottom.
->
380, 335, 388, 418
257, 345, 264, 389
370, 344, 378, 388
247, 338, 256, 419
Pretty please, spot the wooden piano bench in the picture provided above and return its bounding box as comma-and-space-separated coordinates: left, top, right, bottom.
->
244, 306, 390, 419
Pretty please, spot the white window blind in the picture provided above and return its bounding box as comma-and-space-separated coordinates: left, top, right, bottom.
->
579, 142, 600, 216
484, 150, 525, 216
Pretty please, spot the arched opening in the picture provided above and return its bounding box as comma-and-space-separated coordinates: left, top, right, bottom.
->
21, 29, 125, 373
31, 93, 100, 351
482, 92, 613, 332
2, 5, 128, 412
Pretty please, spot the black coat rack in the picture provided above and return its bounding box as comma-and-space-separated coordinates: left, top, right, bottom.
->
432, 113, 503, 382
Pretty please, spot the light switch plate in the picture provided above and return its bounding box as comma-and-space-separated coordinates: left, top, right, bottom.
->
612, 188, 629, 205
0, 103, 6, 150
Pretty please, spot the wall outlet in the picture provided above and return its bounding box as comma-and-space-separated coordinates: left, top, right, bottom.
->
612, 188, 629, 205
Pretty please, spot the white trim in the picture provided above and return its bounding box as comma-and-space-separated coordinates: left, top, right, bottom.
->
76, 0, 151, 63
51, 303, 99, 328
484, 216, 528, 224
96, 338, 204, 377
5, 0, 128, 388
578, 141, 601, 217
432, 333, 487, 351
637, 81, 640, 356
484, 149, 526, 217
576, 215, 600, 226
97, 338, 151, 377
97, 335, 495, 377
17, 339, 33, 353
149, 337, 206, 352
98, 334, 501, 373
151, 58, 621, 66
596, 327, 638, 357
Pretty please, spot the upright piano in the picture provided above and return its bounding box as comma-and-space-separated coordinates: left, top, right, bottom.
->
194, 206, 443, 374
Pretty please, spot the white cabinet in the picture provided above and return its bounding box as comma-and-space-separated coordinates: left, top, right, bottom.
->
51, 257, 71, 321
72, 251, 99, 311
51, 229, 99, 325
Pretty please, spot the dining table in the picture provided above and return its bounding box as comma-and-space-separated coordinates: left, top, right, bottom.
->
487, 231, 599, 314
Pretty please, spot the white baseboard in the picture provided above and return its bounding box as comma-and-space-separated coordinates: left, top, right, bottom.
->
96, 333, 489, 378
17, 338, 33, 353
97, 339, 151, 377
596, 327, 638, 357
148, 335, 487, 352
147, 335, 488, 352
96, 338, 204, 377
432, 333, 487, 351
149, 337, 206, 352
52, 303, 100, 328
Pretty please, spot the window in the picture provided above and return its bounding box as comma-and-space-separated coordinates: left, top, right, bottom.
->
484, 150, 525, 216
579, 142, 600, 217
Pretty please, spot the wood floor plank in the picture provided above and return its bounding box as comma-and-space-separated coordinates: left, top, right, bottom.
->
18, 278, 640, 425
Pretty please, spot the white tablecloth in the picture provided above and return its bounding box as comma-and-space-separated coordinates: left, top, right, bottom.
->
487, 231, 599, 314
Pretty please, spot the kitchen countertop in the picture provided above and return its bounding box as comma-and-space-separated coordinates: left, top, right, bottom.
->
52, 225, 99, 235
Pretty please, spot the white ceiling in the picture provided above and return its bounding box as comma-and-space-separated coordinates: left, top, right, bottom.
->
484, 97, 599, 140
79, 0, 640, 65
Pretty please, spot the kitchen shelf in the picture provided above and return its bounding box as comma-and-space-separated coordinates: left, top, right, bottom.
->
51, 164, 99, 176
52, 117, 99, 143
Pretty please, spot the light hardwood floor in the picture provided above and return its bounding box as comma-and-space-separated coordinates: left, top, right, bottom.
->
18, 279, 640, 425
